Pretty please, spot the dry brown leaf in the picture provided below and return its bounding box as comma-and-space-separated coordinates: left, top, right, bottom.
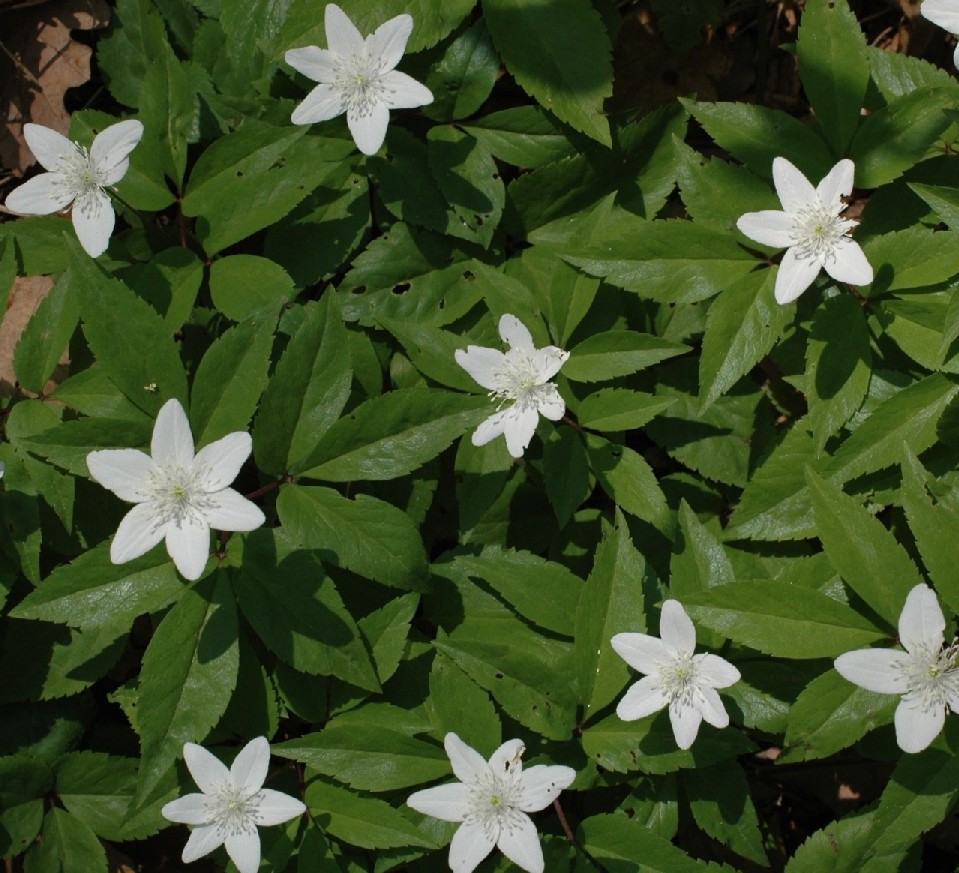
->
0, 0, 110, 177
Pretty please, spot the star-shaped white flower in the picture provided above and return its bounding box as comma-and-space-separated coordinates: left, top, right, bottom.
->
407, 733, 576, 873
921, 0, 959, 70
87, 398, 265, 580
285, 3, 433, 155
5, 119, 143, 257
736, 157, 873, 305
161, 737, 306, 873
611, 599, 741, 750
455, 314, 569, 458
835, 584, 959, 753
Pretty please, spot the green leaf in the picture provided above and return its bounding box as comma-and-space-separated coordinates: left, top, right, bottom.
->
209, 255, 294, 322
22, 807, 107, 873
683, 580, 885, 658
190, 310, 277, 446
48, 368, 150, 423
425, 653, 501, 752
586, 434, 670, 532
796, 0, 869, 155
849, 87, 952, 188
14, 272, 78, 396
463, 105, 577, 169
18, 417, 150, 479
253, 296, 352, 475
70, 251, 187, 416
542, 427, 592, 527
786, 811, 880, 873
862, 227, 959, 295
128, 248, 203, 331
782, 669, 897, 763
303, 779, 433, 850
574, 511, 649, 722
908, 182, 959, 230
376, 317, 479, 393
136, 574, 239, 805
0, 236, 15, 317
424, 19, 500, 122
482, 0, 612, 145
699, 270, 791, 411
277, 485, 429, 590
564, 331, 688, 383
11, 543, 181, 629
807, 469, 922, 628
359, 592, 419, 684
96, 0, 168, 107
298, 388, 489, 481
454, 547, 582, 636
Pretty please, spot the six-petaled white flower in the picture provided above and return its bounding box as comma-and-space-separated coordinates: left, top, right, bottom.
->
455, 314, 569, 458
285, 3, 433, 155
161, 737, 306, 873
612, 599, 741, 750
835, 583, 959, 753
5, 119, 143, 257
736, 157, 873, 305
921, 0, 959, 70
87, 398, 265, 581
407, 732, 576, 873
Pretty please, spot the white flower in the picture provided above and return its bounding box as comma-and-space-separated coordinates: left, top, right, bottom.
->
407, 732, 576, 873
161, 737, 306, 873
285, 3, 433, 155
736, 157, 873, 305
87, 398, 265, 581
835, 584, 959, 753
455, 314, 569, 458
921, 0, 959, 70
5, 119, 143, 257
611, 599, 741, 750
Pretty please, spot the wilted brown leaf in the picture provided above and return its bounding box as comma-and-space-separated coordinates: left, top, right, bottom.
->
0, 0, 110, 177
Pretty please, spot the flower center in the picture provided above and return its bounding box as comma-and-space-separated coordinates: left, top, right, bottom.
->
900, 643, 959, 712
466, 759, 526, 840
659, 653, 701, 708
791, 198, 857, 262
209, 784, 263, 838
55, 145, 106, 216
490, 350, 552, 411
335, 52, 388, 117
147, 465, 212, 527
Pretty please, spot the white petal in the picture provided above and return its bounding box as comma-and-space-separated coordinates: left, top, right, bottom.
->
184, 742, 231, 794
834, 648, 910, 694
291, 84, 345, 125
381, 70, 434, 109
669, 701, 704, 750
922, 0, 959, 32
610, 632, 669, 675
285, 46, 337, 83
502, 405, 540, 458
472, 409, 509, 448
531, 347, 569, 384
497, 814, 544, 873
774, 247, 822, 304
954, 41, 959, 72
455, 346, 505, 391
254, 789, 306, 826
407, 782, 471, 822
444, 733, 487, 785
536, 385, 565, 422
499, 314, 534, 351
161, 793, 213, 825
367, 14, 413, 72
736, 210, 795, 249
823, 238, 873, 287
616, 676, 668, 721
325, 3, 364, 55
5, 174, 75, 215
772, 156, 816, 213
695, 686, 731, 729
72, 189, 116, 258
488, 738, 525, 775
22, 123, 74, 171
347, 101, 390, 155
225, 831, 261, 873
152, 399, 196, 467
659, 600, 696, 656
898, 584, 945, 654
694, 653, 741, 689
203, 489, 266, 533
182, 824, 225, 863
816, 158, 855, 204
230, 736, 269, 794
449, 821, 496, 873
165, 516, 211, 581
111, 502, 165, 564
895, 697, 945, 753
517, 765, 576, 813
87, 449, 155, 502
92, 119, 143, 185
193, 431, 251, 491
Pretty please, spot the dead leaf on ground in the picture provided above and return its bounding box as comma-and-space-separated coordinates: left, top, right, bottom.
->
0, 0, 110, 178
